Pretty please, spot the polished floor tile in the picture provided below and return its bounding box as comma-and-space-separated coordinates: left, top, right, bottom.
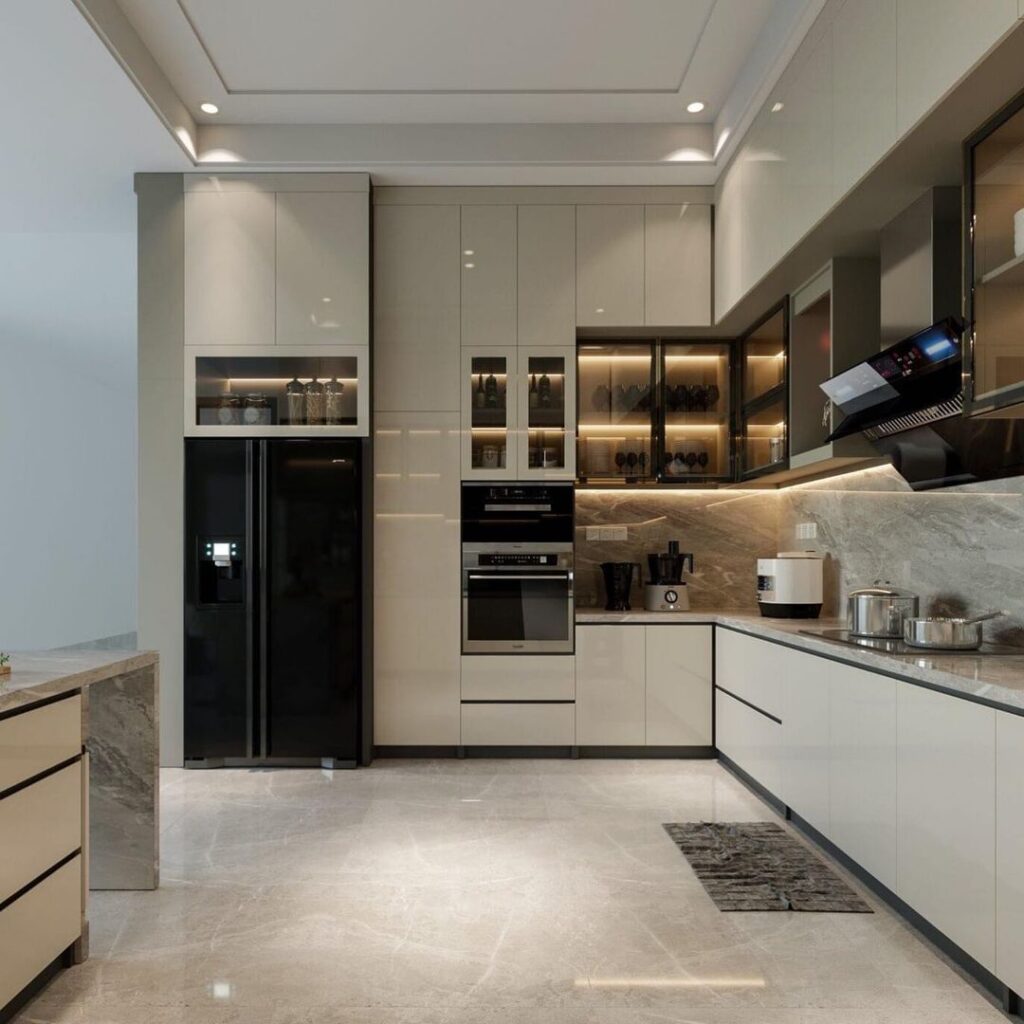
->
14, 760, 1010, 1023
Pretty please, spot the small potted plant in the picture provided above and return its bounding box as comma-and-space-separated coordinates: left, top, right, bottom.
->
0, 652, 10, 677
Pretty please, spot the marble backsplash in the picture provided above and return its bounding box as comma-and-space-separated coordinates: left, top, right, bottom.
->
576, 464, 1024, 642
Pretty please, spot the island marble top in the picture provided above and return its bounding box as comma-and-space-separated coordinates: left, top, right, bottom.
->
576, 609, 1024, 715
0, 649, 158, 714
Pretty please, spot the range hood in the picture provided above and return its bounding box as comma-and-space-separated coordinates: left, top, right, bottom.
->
820, 317, 964, 443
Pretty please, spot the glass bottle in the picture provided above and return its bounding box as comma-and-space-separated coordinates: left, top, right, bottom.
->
305, 377, 325, 425
538, 372, 551, 409
528, 373, 539, 409
485, 373, 498, 409
286, 377, 305, 425
217, 393, 241, 426
474, 373, 486, 409
243, 393, 269, 425
324, 377, 345, 425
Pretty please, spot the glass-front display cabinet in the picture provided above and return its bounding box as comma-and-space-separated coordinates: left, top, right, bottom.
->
739, 302, 789, 477
185, 346, 368, 437
518, 348, 576, 479
576, 342, 656, 481
965, 91, 1024, 416
661, 342, 732, 481
462, 349, 515, 479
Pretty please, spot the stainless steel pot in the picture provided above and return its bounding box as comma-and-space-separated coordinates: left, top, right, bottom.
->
903, 611, 1003, 650
848, 583, 920, 638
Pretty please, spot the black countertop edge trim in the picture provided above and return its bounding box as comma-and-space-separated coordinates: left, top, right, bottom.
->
718, 752, 1020, 1018
0, 689, 82, 723
460, 699, 575, 705
715, 685, 783, 725
0, 849, 81, 914
716, 622, 1024, 719
0, 754, 82, 802
575, 618, 717, 625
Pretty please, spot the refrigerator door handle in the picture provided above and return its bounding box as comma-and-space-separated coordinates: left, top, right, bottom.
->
257, 440, 270, 760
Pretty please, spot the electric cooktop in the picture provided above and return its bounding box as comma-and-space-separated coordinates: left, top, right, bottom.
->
800, 628, 1024, 657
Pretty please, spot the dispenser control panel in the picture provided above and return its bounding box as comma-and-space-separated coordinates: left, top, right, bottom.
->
202, 539, 240, 566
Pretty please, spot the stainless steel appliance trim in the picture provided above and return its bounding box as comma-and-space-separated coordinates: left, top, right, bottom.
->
483, 503, 552, 512
466, 573, 569, 582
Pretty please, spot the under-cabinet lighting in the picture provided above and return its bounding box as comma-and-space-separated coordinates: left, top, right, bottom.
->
224, 377, 358, 384
200, 102, 220, 115
664, 354, 727, 362
577, 355, 651, 364
686, 101, 706, 114
665, 423, 727, 431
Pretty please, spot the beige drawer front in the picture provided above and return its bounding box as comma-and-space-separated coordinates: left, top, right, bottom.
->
0, 695, 82, 793
461, 655, 575, 701
461, 702, 575, 746
0, 855, 82, 1009
0, 762, 82, 904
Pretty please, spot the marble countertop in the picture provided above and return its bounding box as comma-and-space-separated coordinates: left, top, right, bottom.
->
0, 649, 158, 714
577, 609, 1024, 714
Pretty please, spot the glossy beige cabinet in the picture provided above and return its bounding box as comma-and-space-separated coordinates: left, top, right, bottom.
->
996, 711, 1024, 995
576, 625, 712, 746
715, 687, 784, 798
461, 206, 517, 348
374, 204, 461, 412
575, 625, 646, 745
644, 205, 712, 326
276, 192, 369, 346
373, 412, 462, 746
828, 661, 897, 890
517, 205, 575, 347
576, 205, 645, 326
0, 694, 81, 791
461, 655, 574, 701
896, 685, 997, 971
184, 190, 276, 347
644, 626, 712, 746
461, 702, 575, 746
714, 629, 785, 719
781, 648, 830, 834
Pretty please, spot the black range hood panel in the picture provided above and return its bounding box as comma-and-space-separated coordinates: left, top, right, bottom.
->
821, 318, 963, 442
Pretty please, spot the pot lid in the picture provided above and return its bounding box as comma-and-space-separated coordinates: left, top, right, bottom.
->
850, 584, 918, 598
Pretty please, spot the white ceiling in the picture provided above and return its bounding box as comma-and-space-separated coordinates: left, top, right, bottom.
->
114, 0, 783, 125
0, 0, 186, 232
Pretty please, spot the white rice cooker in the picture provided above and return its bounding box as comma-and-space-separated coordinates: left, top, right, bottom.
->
756, 551, 824, 619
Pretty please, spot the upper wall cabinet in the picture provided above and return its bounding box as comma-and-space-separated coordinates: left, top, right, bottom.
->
183, 175, 370, 350
276, 192, 369, 346
375, 204, 461, 413
185, 190, 276, 347
577, 203, 712, 328
644, 204, 712, 326
517, 205, 576, 347
576, 205, 645, 326
461, 206, 517, 348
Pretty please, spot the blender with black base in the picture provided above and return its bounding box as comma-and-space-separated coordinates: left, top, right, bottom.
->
601, 561, 641, 611
644, 540, 694, 611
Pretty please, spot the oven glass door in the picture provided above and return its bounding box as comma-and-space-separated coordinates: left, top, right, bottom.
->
464, 571, 572, 653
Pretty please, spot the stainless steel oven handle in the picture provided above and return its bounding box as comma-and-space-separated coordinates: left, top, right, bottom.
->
466, 573, 570, 582
482, 504, 551, 512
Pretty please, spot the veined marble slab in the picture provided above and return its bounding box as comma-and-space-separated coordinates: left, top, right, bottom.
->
0, 649, 159, 894
576, 610, 1024, 714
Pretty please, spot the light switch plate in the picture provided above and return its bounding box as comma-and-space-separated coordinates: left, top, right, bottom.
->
585, 526, 601, 541
608, 526, 628, 541
796, 522, 818, 540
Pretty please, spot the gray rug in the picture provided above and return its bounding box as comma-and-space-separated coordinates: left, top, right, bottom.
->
663, 822, 872, 913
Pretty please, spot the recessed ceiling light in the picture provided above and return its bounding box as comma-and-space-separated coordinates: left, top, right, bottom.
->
595, 308, 605, 314
771, 101, 784, 113
464, 262, 475, 269
463, 249, 475, 256
686, 101, 705, 114
200, 102, 219, 115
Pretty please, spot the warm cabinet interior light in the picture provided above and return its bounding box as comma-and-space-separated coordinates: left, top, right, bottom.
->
771, 101, 785, 113
200, 102, 219, 115
686, 101, 706, 114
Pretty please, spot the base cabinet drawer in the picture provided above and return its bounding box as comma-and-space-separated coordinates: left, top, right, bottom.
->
0, 695, 82, 792
996, 711, 1024, 995
461, 702, 575, 746
0, 855, 82, 1009
716, 688, 783, 798
715, 630, 785, 719
461, 655, 574, 701
0, 762, 82, 904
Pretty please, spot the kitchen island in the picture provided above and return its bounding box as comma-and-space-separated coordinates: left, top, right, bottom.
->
0, 649, 158, 1017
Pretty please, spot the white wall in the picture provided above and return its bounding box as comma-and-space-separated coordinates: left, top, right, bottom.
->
0, 231, 138, 649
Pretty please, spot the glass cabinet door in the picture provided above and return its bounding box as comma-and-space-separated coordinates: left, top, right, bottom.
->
661, 342, 731, 480
742, 306, 787, 405
576, 342, 655, 480
743, 395, 787, 474
462, 349, 516, 478
967, 96, 1024, 413
186, 346, 368, 436
518, 348, 576, 479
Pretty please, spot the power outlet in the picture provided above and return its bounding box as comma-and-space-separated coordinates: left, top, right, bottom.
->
587, 526, 628, 542
796, 522, 818, 541
608, 526, 628, 541
585, 526, 601, 541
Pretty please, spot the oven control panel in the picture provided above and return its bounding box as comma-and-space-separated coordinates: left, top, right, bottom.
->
478, 553, 559, 566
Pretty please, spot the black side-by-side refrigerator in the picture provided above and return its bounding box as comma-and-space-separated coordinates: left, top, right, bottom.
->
184, 439, 363, 767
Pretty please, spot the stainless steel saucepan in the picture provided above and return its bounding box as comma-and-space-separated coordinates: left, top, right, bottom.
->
902, 610, 1004, 650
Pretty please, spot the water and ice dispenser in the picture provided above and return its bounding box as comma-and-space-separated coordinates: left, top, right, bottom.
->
197, 538, 243, 605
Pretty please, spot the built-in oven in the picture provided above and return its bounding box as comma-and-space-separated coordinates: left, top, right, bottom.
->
461, 483, 574, 654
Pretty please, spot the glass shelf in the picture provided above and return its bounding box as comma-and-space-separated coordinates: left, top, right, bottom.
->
742, 306, 787, 405
186, 347, 368, 436
743, 395, 788, 474
577, 342, 655, 479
